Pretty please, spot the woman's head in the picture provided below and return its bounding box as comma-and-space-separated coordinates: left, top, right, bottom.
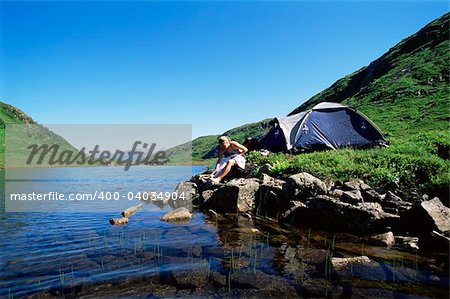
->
218, 136, 231, 149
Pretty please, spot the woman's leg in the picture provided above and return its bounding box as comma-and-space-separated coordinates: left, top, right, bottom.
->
214, 160, 236, 182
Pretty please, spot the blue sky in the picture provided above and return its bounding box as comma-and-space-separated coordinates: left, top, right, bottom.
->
1, 1, 448, 139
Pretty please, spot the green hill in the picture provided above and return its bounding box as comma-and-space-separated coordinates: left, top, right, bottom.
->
0, 101, 78, 168
169, 119, 272, 162
179, 13, 449, 202
289, 13, 449, 137
189, 12, 449, 160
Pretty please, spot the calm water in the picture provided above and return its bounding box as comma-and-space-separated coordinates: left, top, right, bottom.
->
0, 166, 448, 298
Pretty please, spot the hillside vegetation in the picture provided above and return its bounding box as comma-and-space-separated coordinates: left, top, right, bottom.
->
0, 101, 78, 168
247, 13, 450, 203
186, 13, 449, 203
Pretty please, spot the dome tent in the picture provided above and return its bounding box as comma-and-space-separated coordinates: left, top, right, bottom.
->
259, 102, 387, 153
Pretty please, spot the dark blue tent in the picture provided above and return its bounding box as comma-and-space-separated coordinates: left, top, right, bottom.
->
259, 102, 387, 153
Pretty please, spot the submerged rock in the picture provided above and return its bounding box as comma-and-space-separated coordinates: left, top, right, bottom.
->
109, 217, 129, 225
122, 203, 143, 217
161, 207, 192, 222
331, 256, 371, 270
367, 231, 396, 247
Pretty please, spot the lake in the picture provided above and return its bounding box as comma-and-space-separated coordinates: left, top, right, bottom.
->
0, 166, 448, 298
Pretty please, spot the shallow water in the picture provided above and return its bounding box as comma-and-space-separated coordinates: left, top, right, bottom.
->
0, 166, 448, 298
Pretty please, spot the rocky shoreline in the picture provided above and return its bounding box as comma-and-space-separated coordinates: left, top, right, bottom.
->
172, 170, 450, 253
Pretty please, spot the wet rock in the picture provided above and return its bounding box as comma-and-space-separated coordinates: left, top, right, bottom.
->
395, 236, 419, 251
229, 270, 298, 297
200, 178, 260, 213
161, 207, 192, 222
109, 217, 129, 225
340, 190, 364, 204
300, 278, 341, 298
282, 172, 328, 200
366, 231, 395, 247
285, 195, 400, 233
121, 203, 143, 217
160, 269, 208, 289
331, 256, 371, 270
211, 271, 227, 287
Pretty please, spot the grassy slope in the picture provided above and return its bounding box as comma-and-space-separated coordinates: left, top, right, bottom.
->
248, 13, 450, 201
0, 101, 78, 168
168, 119, 272, 161
289, 13, 449, 137
179, 13, 449, 201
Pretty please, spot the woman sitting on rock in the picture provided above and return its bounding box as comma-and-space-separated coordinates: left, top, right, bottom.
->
210, 136, 248, 183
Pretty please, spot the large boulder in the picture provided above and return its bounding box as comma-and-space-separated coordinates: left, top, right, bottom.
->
200, 178, 260, 213
402, 197, 450, 235
282, 195, 400, 234
340, 190, 364, 204
171, 181, 198, 210
282, 172, 328, 201
254, 174, 289, 218
173, 181, 197, 201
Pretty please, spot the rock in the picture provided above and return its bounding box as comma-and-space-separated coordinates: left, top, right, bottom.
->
259, 163, 273, 175
174, 181, 197, 201
228, 270, 298, 297
255, 174, 288, 218
340, 190, 364, 205
261, 173, 284, 189
330, 189, 344, 198
160, 269, 208, 289
190, 173, 216, 193
366, 231, 395, 247
283, 195, 400, 234
161, 207, 192, 222
122, 203, 143, 217
331, 256, 371, 270
280, 201, 307, 222
402, 197, 450, 235
420, 198, 450, 233
282, 172, 328, 200
385, 190, 403, 202
343, 179, 372, 191
109, 217, 129, 225
200, 178, 260, 213
361, 189, 384, 203
395, 236, 419, 251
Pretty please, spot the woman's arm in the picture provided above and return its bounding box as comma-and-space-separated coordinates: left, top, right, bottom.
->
231, 141, 248, 155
